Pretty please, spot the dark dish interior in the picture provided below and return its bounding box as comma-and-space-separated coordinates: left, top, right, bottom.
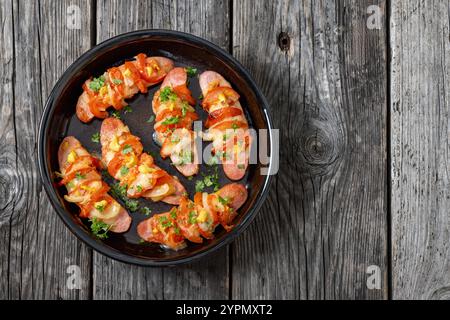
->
40, 31, 271, 264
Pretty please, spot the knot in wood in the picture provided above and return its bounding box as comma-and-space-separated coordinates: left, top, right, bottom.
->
278, 32, 291, 52
298, 120, 340, 175
0, 145, 26, 227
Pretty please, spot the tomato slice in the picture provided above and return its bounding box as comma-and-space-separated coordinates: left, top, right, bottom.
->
177, 197, 202, 243
194, 192, 203, 206
108, 66, 125, 97
202, 87, 240, 111
210, 119, 248, 131
173, 85, 196, 106
107, 152, 124, 177
155, 116, 193, 134
124, 61, 147, 93
156, 108, 199, 122
79, 182, 110, 218
59, 166, 95, 186
121, 136, 143, 155
205, 107, 243, 128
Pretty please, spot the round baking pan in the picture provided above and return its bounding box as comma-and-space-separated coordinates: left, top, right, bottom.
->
38, 30, 273, 266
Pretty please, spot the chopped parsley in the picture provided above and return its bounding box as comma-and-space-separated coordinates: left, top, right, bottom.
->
170, 208, 177, 219
188, 211, 197, 224
94, 202, 106, 212
232, 122, 239, 130
174, 226, 181, 235
160, 87, 177, 102
88, 75, 105, 92
112, 78, 123, 85
123, 105, 132, 113
110, 182, 127, 199
195, 180, 205, 192
111, 110, 121, 119
181, 102, 189, 117
66, 181, 75, 189
198, 94, 203, 100
146, 115, 155, 123
89, 218, 111, 239
125, 199, 139, 212
91, 132, 100, 143
122, 144, 133, 155
141, 207, 152, 216
120, 166, 129, 176
162, 116, 179, 125
218, 196, 230, 205
136, 185, 143, 192
159, 215, 173, 228
75, 172, 86, 179
185, 66, 197, 77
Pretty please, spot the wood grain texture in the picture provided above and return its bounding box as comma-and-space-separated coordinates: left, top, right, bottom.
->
93, 0, 230, 300
391, 0, 450, 300
231, 0, 388, 299
0, 0, 16, 300
0, 0, 93, 299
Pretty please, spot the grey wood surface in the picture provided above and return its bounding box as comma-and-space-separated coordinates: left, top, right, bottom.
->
391, 0, 450, 300
0, 0, 93, 299
0, 0, 448, 300
232, 0, 388, 299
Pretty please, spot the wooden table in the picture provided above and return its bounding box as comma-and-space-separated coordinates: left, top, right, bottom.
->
0, 0, 449, 300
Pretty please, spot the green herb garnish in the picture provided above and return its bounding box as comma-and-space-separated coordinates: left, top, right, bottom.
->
232, 122, 239, 130
218, 196, 230, 205
185, 66, 197, 77
111, 182, 127, 199
146, 115, 155, 123
88, 75, 105, 92
160, 87, 177, 102
112, 78, 123, 85
75, 172, 86, 179
111, 110, 121, 119
181, 102, 189, 117
159, 215, 173, 228
89, 218, 111, 239
122, 144, 133, 155
195, 180, 205, 192
123, 105, 132, 113
141, 207, 152, 216
188, 211, 197, 224
170, 208, 177, 219
136, 185, 142, 192
125, 199, 139, 212
120, 166, 129, 176
162, 116, 179, 125
91, 132, 100, 143
94, 202, 106, 212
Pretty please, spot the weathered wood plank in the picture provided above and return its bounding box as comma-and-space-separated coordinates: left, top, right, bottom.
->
232, 0, 388, 299
0, 0, 16, 300
391, 0, 450, 300
0, 0, 93, 299
93, 0, 230, 300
